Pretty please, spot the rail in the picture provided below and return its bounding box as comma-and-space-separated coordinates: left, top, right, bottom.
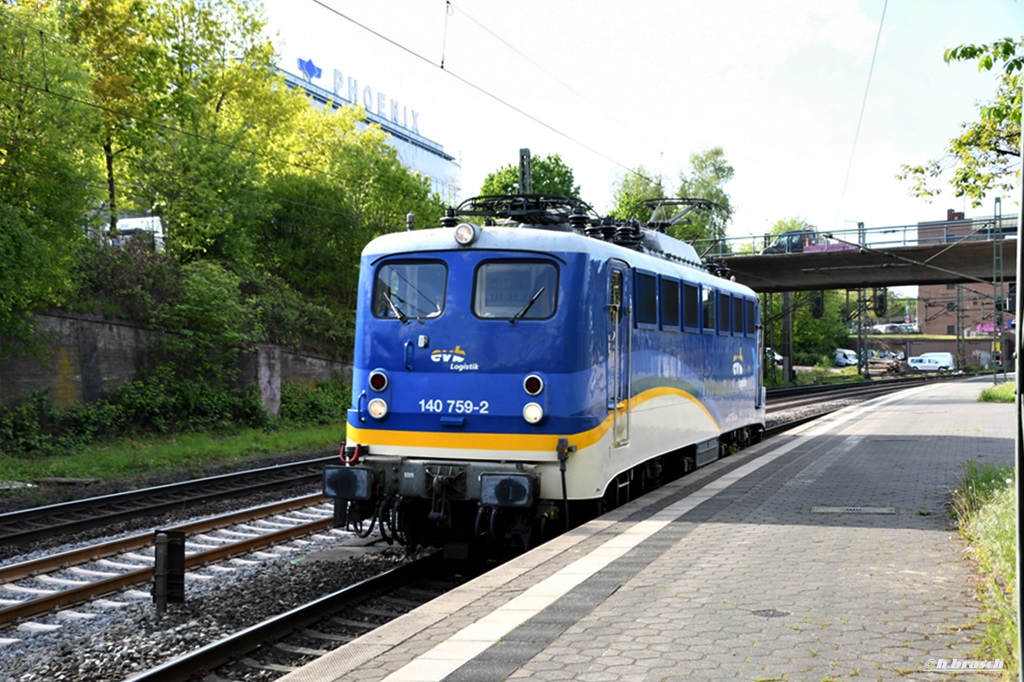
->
692, 214, 1018, 258
0, 455, 335, 544
0, 495, 332, 628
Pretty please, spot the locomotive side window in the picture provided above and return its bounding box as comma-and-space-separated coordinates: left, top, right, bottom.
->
683, 283, 699, 332
635, 272, 658, 327
702, 286, 715, 333
745, 299, 756, 336
717, 292, 731, 334
660, 277, 680, 330
610, 270, 622, 323
474, 260, 557, 320
732, 296, 744, 336
373, 260, 447, 321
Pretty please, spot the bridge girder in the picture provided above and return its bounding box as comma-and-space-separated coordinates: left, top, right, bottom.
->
718, 240, 1016, 293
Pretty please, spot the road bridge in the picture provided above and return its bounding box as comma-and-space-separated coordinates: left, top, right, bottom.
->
700, 215, 1018, 293
718, 239, 1017, 292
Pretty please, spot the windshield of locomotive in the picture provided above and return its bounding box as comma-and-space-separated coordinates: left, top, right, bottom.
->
373, 260, 447, 320
473, 260, 558, 320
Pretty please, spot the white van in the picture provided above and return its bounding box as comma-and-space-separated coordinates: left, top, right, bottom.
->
834, 348, 858, 367
919, 352, 955, 370
909, 354, 955, 372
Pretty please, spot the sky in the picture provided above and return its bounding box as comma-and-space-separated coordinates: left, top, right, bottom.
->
261, 0, 1020, 245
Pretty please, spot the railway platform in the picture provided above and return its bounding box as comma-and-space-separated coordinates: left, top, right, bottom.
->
282, 376, 1015, 682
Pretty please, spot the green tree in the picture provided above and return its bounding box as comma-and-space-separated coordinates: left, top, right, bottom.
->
768, 217, 812, 235
762, 290, 850, 367
133, 0, 288, 262
255, 104, 444, 312
609, 166, 665, 221
898, 35, 1021, 206
0, 2, 103, 351
70, 0, 162, 234
479, 152, 581, 197
156, 260, 260, 386
672, 147, 734, 243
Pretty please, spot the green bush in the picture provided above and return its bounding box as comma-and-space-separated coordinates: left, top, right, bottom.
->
277, 376, 350, 426
156, 261, 261, 388
239, 268, 353, 353
0, 370, 353, 458
792, 351, 830, 367
71, 238, 183, 324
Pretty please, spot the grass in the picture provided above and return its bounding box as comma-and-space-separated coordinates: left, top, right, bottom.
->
978, 381, 1016, 403
0, 424, 343, 489
764, 364, 867, 387
952, 461, 1019, 678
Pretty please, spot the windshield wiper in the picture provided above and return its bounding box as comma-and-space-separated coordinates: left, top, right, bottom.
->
382, 290, 409, 323
510, 287, 545, 324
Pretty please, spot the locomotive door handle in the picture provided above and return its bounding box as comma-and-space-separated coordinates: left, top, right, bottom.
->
357, 390, 367, 423
404, 341, 413, 370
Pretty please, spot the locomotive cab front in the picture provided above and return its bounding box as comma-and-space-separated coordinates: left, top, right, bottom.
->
324, 221, 594, 553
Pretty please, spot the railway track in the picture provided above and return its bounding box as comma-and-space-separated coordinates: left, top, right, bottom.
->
764, 372, 971, 413
0, 495, 336, 630
130, 551, 475, 682
0, 455, 336, 545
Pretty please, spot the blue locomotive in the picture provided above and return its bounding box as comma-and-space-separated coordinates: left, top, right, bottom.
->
324, 195, 765, 553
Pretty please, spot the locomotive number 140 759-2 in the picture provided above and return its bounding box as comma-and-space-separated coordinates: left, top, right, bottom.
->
419, 399, 490, 414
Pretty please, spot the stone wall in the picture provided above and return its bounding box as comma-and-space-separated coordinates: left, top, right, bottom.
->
0, 312, 350, 411
863, 335, 1010, 368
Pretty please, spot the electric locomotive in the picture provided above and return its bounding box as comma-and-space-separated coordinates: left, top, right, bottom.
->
324, 195, 765, 553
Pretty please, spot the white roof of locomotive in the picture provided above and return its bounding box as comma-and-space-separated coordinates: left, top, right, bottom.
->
363, 224, 754, 296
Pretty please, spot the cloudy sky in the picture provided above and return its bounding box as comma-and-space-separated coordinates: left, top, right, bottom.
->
262, 0, 1019, 242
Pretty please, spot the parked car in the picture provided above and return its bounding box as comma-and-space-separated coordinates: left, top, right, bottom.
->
834, 348, 858, 367
765, 347, 783, 365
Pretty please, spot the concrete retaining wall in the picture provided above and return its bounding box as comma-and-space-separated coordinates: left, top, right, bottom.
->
0, 313, 350, 411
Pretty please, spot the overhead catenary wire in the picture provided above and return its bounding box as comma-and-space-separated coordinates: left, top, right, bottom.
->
307, 0, 657, 186
840, 0, 888, 203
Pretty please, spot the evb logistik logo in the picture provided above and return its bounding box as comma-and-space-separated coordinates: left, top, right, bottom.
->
431, 345, 479, 372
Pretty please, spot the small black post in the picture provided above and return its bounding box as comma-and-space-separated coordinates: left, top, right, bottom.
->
152, 530, 185, 613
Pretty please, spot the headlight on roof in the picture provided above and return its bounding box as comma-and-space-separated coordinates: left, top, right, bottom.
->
454, 222, 478, 246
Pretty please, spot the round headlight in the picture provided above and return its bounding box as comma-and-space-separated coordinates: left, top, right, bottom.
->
367, 398, 389, 419
523, 374, 544, 396
522, 402, 544, 424
368, 370, 388, 392
454, 222, 477, 246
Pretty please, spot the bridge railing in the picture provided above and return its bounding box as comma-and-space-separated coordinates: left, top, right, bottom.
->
694, 214, 1018, 258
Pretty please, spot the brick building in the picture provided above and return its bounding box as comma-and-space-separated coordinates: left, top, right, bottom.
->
916, 209, 1015, 338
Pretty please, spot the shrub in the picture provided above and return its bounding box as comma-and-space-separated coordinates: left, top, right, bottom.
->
156, 261, 261, 388
71, 238, 183, 324
277, 376, 350, 426
978, 382, 1015, 403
